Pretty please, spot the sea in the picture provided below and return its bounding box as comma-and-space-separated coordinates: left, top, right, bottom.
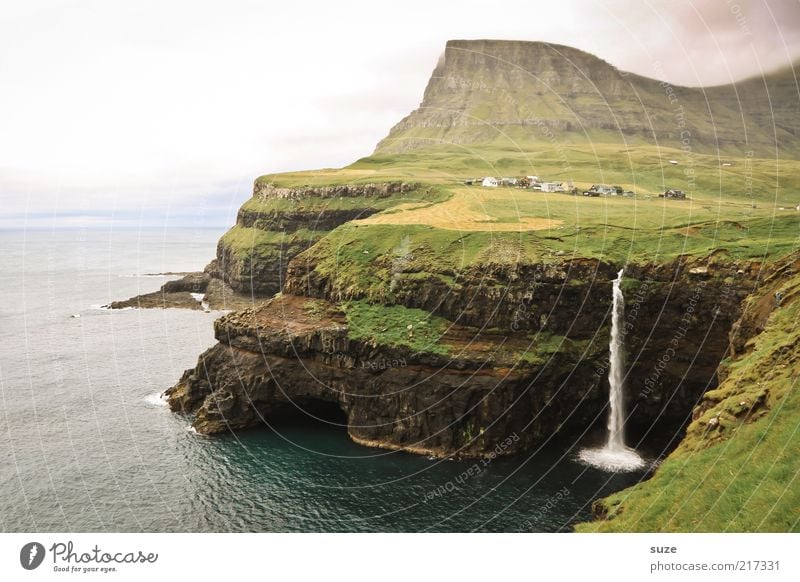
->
0, 227, 649, 532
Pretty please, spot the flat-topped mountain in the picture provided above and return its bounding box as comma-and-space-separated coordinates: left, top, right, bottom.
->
376, 39, 800, 157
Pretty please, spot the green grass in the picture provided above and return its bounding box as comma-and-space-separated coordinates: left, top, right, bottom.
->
296, 222, 553, 302
240, 186, 450, 214
258, 143, 800, 208
343, 300, 452, 356
499, 333, 602, 366
219, 226, 325, 260
247, 143, 799, 270
225, 186, 452, 262
576, 264, 800, 532
293, 206, 797, 303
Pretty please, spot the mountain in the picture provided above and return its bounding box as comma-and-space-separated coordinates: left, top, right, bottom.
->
375, 39, 800, 158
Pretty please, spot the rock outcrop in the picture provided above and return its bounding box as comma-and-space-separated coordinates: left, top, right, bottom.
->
106, 261, 255, 311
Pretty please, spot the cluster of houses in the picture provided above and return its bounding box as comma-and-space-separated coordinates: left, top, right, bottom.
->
465, 175, 572, 193
465, 176, 690, 200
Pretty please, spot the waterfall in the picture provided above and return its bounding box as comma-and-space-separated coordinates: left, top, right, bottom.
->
578, 268, 645, 472
606, 268, 626, 451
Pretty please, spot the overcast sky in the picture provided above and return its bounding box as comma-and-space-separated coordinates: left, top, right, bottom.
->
1, 0, 798, 228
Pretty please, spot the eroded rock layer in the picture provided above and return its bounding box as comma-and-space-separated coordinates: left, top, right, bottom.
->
167, 258, 756, 458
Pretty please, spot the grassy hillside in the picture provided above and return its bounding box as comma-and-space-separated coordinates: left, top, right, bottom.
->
258, 144, 799, 279
577, 256, 800, 532
262, 143, 800, 200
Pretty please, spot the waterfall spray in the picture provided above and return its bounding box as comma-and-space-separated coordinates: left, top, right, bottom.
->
578, 269, 645, 472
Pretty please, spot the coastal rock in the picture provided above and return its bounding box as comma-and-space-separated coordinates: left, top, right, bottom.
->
107, 270, 256, 311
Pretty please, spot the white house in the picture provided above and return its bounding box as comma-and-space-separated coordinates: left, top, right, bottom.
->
593, 184, 616, 195
526, 175, 540, 183
482, 177, 499, 188
540, 182, 564, 192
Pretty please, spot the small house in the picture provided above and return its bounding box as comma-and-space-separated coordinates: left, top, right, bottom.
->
660, 189, 686, 199
482, 177, 499, 188
500, 177, 518, 186
540, 182, 564, 193
583, 184, 615, 196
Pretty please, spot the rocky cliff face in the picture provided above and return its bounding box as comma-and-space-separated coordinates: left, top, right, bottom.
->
167, 295, 547, 457
375, 40, 800, 157
215, 181, 418, 296
167, 255, 757, 458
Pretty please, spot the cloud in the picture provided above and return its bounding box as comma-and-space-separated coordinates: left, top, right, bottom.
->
1, 0, 798, 226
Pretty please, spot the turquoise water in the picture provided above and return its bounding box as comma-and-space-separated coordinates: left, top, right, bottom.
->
0, 228, 649, 532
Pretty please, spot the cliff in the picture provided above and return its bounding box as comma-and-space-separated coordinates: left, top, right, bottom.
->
215, 181, 420, 296
167, 255, 757, 459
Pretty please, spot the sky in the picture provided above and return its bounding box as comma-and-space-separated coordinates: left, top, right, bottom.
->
1, 0, 799, 228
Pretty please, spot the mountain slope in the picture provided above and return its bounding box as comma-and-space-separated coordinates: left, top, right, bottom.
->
375, 40, 800, 158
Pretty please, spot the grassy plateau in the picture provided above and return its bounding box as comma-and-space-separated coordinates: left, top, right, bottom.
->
229, 137, 798, 532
